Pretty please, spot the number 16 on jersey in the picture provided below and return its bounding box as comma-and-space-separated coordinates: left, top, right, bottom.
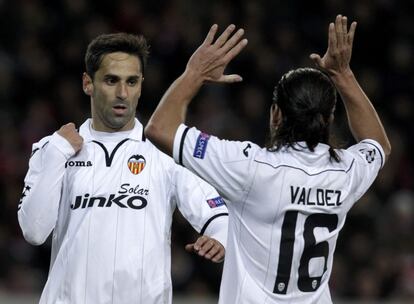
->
274, 211, 338, 294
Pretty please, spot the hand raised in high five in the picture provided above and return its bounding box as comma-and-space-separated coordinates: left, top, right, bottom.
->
186, 24, 248, 83
57, 123, 83, 153
310, 15, 357, 76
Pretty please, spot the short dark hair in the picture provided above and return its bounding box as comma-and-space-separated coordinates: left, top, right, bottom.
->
267, 67, 340, 162
85, 33, 150, 78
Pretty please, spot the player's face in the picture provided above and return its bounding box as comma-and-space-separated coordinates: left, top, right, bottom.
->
83, 52, 143, 132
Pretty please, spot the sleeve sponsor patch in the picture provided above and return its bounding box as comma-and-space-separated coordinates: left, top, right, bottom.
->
193, 132, 210, 159
206, 196, 225, 208
359, 148, 376, 163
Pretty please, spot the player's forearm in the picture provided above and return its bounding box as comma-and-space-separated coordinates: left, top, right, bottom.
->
145, 69, 204, 156
331, 70, 391, 159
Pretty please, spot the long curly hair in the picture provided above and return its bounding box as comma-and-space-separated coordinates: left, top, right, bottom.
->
266, 67, 340, 162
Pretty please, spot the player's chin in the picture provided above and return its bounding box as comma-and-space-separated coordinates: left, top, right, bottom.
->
106, 116, 131, 129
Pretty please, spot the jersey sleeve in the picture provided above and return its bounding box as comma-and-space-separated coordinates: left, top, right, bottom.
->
172, 124, 257, 203
172, 164, 229, 247
345, 139, 385, 201
17, 132, 76, 245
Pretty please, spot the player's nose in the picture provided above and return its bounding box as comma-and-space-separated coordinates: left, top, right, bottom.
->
116, 83, 128, 100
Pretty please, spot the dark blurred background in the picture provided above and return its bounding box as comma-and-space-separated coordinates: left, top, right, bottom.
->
0, 0, 413, 302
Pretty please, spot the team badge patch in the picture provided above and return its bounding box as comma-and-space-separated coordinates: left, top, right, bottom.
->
207, 196, 225, 208
127, 155, 146, 175
193, 132, 210, 159
359, 148, 376, 163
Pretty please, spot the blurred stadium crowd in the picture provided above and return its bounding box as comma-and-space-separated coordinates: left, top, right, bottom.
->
0, 0, 413, 301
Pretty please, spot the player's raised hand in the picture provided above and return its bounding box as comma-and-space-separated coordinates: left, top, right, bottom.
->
310, 15, 357, 76
186, 24, 248, 83
185, 235, 225, 263
57, 123, 83, 153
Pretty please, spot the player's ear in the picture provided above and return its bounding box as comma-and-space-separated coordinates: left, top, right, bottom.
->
82, 72, 94, 96
270, 104, 282, 128
329, 105, 335, 123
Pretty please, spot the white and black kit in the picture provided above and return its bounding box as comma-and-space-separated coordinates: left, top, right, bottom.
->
173, 123, 384, 304
18, 119, 228, 304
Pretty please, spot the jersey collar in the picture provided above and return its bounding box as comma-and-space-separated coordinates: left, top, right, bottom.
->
282, 141, 331, 154
79, 118, 145, 143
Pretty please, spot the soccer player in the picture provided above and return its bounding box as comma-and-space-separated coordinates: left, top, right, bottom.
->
18, 33, 229, 303
145, 15, 391, 303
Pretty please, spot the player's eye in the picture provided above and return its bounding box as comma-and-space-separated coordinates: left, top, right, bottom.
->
127, 78, 139, 86
104, 76, 118, 85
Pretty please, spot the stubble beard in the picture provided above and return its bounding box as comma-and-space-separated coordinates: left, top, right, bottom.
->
104, 109, 134, 130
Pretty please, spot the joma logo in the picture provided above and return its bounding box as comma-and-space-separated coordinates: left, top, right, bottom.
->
65, 160, 93, 168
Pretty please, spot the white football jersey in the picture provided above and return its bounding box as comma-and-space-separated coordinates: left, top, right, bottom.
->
173, 124, 385, 304
18, 119, 228, 304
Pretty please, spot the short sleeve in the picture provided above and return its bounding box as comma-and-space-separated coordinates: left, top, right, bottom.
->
346, 139, 385, 200
172, 164, 228, 246
172, 124, 258, 203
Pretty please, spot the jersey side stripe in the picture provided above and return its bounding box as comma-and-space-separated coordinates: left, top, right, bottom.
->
200, 213, 229, 235
30, 141, 50, 158
31, 148, 40, 157
179, 127, 190, 166
253, 159, 355, 176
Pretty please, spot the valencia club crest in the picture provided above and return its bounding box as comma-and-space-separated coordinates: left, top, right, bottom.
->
127, 155, 146, 175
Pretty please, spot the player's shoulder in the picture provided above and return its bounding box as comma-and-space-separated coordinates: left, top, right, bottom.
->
144, 138, 178, 170
255, 143, 355, 174
253, 145, 287, 163
31, 135, 53, 152
206, 139, 262, 167
26, 134, 54, 161
230, 140, 260, 159
341, 139, 385, 168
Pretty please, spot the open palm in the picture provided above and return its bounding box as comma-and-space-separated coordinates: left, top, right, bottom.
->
186, 24, 248, 83
310, 15, 357, 76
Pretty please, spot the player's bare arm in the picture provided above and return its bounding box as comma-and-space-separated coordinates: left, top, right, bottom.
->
57, 122, 84, 153
185, 235, 225, 263
145, 24, 248, 156
310, 15, 391, 160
